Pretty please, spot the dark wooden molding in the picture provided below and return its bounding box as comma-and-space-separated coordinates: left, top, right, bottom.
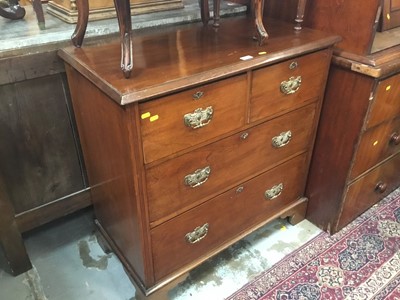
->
15, 188, 92, 233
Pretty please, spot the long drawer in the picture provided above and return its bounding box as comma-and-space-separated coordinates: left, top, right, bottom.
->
366, 72, 400, 129
350, 116, 400, 180
250, 50, 330, 123
139, 75, 247, 163
338, 152, 400, 230
146, 103, 317, 225
150, 154, 308, 282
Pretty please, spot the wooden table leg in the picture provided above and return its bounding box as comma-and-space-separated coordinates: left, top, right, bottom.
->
114, 0, 133, 78
212, 0, 221, 27
32, 0, 45, 29
199, 0, 220, 27
71, 0, 89, 47
254, 0, 268, 45
294, 0, 307, 31
71, 0, 132, 78
0, 176, 32, 276
199, 0, 210, 25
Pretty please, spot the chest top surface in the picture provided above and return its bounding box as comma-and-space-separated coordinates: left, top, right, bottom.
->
58, 15, 340, 105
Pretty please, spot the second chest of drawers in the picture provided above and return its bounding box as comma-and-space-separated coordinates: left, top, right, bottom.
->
306, 61, 400, 233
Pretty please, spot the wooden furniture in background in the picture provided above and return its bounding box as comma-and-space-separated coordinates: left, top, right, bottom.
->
59, 16, 339, 299
47, 0, 183, 23
303, 0, 400, 233
380, 0, 400, 31
0, 50, 91, 274
71, 0, 308, 78
0, 0, 45, 29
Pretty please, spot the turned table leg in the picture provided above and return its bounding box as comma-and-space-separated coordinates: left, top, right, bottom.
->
200, 0, 221, 27
0, 175, 32, 276
294, 0, 307, 31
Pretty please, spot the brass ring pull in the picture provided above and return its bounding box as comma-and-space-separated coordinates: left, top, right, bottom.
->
280, 76, 302, 95
390, 132, 400, 145
272, 131, 292, 148
192, 91, 204, 100
184, 166, 211, 188
265, 183, 283, 200
375, 182, 387, 194
184, 106, 213, 129
185, 223, 209, 244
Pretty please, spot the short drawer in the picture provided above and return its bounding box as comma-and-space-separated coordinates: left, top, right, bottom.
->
350, 116, 400, 180
139, 75, 247, 163
150, 154, 308, 281
249, 50, 330, 123
366, 72, 400, 129
338, 152, 400, 230
146, 103, 317, 225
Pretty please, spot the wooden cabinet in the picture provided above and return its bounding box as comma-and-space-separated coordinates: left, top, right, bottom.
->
59, 16, 339, 299
303, 0, 400, 233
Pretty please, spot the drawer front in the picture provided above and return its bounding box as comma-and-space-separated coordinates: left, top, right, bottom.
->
146, 103, 316, 225
250, 50, 330, 123
151, 154, 308, 281
139, 75, 247, 163
350, 116, 400, 180
367, 72, 400, 129
338, 152, 400, 230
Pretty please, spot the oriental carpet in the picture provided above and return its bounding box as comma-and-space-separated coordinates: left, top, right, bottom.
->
227, 188, 400, 300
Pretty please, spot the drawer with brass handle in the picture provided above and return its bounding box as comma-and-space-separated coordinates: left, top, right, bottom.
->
250, 49, 331, 122
146, 103, 317, 225
139, 74, 247, 164
349, 116, 400, 180
150, 154, 308, 282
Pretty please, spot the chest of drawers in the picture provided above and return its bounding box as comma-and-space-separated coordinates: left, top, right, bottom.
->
300, 0, 400, 235
59, 17, 339, 299
306, 57, 400, 233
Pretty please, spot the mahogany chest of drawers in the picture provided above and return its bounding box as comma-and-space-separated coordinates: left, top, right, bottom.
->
304, 0, 400, 234
306, 58, 400, 233
59, 17, 339, 299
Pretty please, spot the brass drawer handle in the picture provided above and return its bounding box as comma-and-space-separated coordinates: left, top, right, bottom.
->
184, 166, 211, 188
185, 223, 209, 244
184, 106, 213, 129
192, 91, 204, 100
375, 182, 387, 194
390, 132, 400, 145
265, 183, 283, 200
280, 76, 302, 95
272, 130, 292, 148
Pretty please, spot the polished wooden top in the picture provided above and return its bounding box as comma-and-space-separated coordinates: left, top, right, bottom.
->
59, 15, 340, 105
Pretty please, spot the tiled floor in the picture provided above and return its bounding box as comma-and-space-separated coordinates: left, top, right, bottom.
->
0, 207, 321, 300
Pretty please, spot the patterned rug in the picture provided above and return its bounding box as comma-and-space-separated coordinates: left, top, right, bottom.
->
227, 188, 400, 300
